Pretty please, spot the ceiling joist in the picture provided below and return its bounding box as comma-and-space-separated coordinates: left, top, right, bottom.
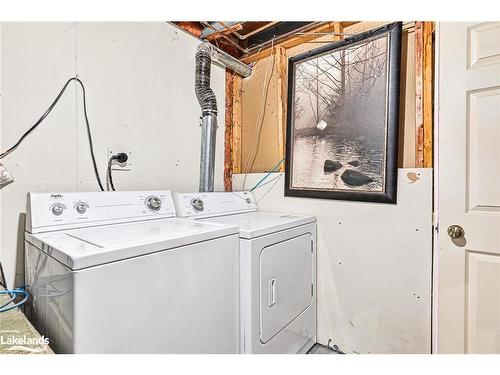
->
172, 21, 361, 62
240, 22, 343, 64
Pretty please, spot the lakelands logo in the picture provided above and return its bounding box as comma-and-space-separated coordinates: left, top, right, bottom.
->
0, 334, 49, 346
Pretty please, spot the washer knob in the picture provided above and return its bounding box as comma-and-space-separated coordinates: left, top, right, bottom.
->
51, 203, 65, 216
75, 202, 88, 214
191, 198, 204, 212
146, 196, 162, 211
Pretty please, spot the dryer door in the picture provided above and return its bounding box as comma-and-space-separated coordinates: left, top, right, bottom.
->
259, 233, 313, 343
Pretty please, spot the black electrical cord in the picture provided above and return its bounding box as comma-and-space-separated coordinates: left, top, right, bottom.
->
0, 77, 105, 191
106, 153, 127, 192
107, 158, 116, 191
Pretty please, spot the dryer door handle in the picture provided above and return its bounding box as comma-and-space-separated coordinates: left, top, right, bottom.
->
268, 277, 276, 308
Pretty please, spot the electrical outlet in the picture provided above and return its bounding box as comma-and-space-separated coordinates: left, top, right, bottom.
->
108, 148, 133, 171
0, 163, 14, 189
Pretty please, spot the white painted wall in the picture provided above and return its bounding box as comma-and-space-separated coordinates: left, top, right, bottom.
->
0, 22, 226, 287
234, 169, 433, 354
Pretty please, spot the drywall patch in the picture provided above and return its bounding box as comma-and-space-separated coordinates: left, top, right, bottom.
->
407, 171, 420, 183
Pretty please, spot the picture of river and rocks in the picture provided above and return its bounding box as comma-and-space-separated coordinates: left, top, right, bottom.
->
287, 30, 392, 196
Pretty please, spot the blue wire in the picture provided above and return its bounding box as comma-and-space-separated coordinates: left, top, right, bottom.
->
0, 293, 16, 310
0, 288, 29, 313
0, 289, 28, 312
250, 158, 285, 192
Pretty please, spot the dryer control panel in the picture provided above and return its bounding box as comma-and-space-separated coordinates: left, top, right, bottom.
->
173, 191, 257, 218
26, 190, 175, 233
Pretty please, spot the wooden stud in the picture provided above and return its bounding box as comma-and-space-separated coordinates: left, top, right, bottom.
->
232, 75, 243, 175
415, 21, 434, 168
224, 71, 234, 191
422, 22, 434, 168
415, 21, 424, 168
224, 71, 243, 191
275, 46, 287, 172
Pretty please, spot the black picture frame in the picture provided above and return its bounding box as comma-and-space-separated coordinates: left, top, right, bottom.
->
284, 22, 402, 204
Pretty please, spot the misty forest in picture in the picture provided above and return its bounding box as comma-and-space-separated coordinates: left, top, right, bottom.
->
290, 34, 390, 193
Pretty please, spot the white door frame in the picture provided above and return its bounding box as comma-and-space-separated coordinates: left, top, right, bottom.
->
431, 21, 441, 354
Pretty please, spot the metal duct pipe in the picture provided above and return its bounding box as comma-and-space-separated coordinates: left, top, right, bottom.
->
195, 43, 251, 192
199, 115, 217, 192
196, 43, 218, 192
199, 42, 252, 78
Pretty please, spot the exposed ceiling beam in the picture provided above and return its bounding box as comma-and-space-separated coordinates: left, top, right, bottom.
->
240, 22, 342, 64
244, 21, 314, 48
203, 22, 243, 41
340, 21, 359, 28
199, 21, 246, 53
231, 21, 279, 40
173, 21, 362, 62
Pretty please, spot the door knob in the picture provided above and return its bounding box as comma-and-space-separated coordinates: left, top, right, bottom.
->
447, 225, 465, 239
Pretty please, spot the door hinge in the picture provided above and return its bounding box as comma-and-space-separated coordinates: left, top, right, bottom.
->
432, 211, 439, 233
311, 283, 314, 297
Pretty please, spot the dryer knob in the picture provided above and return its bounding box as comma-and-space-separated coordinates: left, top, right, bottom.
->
146, 196, 162, 211
191, 198, 205, 212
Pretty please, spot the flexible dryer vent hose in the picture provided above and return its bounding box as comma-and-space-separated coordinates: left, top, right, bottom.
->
195, 44, 218, 116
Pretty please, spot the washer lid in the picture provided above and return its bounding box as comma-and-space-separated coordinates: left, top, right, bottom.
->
199, 212, 316, 239
25, 218, 238, 270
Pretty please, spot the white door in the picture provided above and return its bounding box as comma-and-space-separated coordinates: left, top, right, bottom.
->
438, 22, 500, 353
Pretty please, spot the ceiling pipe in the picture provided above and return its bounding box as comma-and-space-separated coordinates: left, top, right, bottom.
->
170, 23, 252, 77
201, 21, 242, 40
199, 21, 247, 54
204, 42, 252, 78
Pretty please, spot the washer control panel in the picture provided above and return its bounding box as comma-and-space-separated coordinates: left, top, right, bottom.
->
173, 191, 257, 218
27, 191, 175, 233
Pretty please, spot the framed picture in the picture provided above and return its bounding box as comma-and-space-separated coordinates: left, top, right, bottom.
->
284, 22, 402, 204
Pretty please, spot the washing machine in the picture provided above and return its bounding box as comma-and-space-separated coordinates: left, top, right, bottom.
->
173, 191, 317, 354
24, 190, 240, 354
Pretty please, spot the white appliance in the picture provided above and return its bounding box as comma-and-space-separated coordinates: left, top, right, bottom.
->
173, 191, 317, 354
24, 190, 240, 354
